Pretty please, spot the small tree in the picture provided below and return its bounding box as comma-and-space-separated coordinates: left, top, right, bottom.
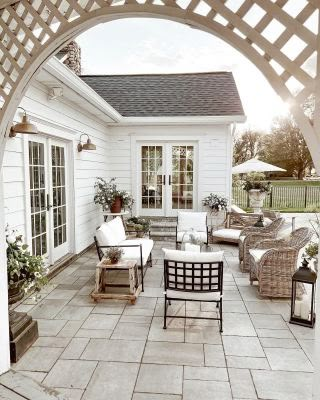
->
262, 115, 313, 179
233, 129, 264, 166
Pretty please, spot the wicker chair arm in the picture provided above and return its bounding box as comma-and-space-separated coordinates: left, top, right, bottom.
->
259, 247, 298, 265
253, 238, 286, 250
240, 226, 266, 236
244, 232, 274, 247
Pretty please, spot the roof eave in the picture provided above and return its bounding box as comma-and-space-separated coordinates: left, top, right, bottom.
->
110, 115, 247, 126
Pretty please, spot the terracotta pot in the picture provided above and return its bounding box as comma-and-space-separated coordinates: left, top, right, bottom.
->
8, 279, 25, 305
110, 196, 122, 213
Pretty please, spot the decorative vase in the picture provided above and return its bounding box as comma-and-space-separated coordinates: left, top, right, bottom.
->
248, 189, 267, 213
8, 279, 25, 305
110, 196, 122, 213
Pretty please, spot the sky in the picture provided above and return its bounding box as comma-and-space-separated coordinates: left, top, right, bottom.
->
76, 16, 316, 132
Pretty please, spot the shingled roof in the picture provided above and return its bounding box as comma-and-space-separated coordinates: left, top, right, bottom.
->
81, 72, 245, 118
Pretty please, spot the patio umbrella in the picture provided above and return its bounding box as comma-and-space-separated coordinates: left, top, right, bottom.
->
232, 158, 286, 174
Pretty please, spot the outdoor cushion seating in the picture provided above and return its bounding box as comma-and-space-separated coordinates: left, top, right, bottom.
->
94, 216, 154, 291
248, 227, 313, 298
238, 217, 285, 272
175, 211, 209, 249
162, 248, 224, 332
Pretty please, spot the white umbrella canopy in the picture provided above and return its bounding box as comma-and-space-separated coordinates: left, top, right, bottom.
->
232, 158, 286, 174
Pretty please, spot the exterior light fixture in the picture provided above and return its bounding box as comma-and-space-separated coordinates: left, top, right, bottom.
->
10, 107, 38, 137
77, 133, 96, 152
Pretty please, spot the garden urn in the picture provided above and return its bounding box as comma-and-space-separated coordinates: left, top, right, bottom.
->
248, 189, 267, 213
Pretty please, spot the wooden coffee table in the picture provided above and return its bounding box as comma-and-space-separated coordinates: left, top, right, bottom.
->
91, 259, 141, 304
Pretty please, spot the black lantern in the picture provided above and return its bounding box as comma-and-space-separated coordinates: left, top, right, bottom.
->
254, 215, 264, 227
290, 258, 317, 328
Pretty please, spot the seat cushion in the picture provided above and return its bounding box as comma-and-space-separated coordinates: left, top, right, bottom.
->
211, 228, 242, 240
162, 248, 224, 263
177, 211, 207, 232
119, 238, 154, 266
166, 289, 221, 301
249, 249, 268, 262
177, 231, 207, 243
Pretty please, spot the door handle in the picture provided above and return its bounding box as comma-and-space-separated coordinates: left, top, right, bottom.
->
162, 175, 166, 185
46, 194, 53, 211
169, 175, 171, 185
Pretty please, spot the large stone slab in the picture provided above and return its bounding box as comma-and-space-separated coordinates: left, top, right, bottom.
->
81, 339, 145, 362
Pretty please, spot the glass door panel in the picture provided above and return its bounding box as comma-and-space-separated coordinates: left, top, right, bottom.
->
171, 145, 194, 211
51, 145, 67, 249
29, 141, 48, 257
141, 145, 163, 213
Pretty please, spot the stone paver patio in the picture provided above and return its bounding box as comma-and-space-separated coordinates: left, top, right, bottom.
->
9, 239, 315, 400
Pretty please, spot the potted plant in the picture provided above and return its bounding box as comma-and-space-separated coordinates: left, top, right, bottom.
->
202, 193, 228, 213
104, 247, 124, 264
6, 226, 47, 304
243, 172, 271, 213
94, 177, 134, 213
126, 216, 150, 238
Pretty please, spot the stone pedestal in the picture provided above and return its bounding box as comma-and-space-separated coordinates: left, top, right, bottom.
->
9, 311, 38, 363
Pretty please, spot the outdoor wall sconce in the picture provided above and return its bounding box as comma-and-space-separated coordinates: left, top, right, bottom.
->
77, 133, 96, 152
10, 107, 38, 137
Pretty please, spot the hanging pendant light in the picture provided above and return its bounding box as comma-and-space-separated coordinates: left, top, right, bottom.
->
10, 107, 38, 137
77, 133, 96, 152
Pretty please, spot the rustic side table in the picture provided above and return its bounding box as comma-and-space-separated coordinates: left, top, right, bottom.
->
91, 259, 141, 304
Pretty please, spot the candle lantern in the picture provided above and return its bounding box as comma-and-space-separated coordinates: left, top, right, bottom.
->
290, 258, 317, 328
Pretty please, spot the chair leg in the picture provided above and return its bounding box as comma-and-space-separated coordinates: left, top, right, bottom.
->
168, 300, 171, 306
219, 300, 223, 333
149, 253, 153, 268
163, 297, 168, 329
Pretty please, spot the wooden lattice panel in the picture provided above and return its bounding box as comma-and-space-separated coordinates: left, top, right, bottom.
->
0, 0, 318, 157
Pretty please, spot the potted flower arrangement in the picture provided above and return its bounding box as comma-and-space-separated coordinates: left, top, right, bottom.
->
6, 226, 47, 304
202, 193, 228, 213
243, 172, 271, 213
94, 177, 134, 213
126, 216, 151, 238
104, 247, 124, 264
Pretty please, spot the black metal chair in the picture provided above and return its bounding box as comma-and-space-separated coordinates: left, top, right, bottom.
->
163, 254, 224, 332
175, 211, 209, 249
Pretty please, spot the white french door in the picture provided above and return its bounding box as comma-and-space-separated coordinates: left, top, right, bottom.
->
138, 143, 196, 217
28, 137, 71, 265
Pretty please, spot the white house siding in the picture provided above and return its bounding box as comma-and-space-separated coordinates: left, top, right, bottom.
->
108, 124, 233, 216
3, 80, 110, 257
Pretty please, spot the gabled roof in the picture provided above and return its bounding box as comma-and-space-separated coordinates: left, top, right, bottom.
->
80, 72, 245, 118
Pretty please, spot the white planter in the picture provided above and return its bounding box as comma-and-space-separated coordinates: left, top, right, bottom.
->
248, 190, 267, 213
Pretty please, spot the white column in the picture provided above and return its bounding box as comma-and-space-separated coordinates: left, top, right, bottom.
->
312, 10, 320, 400
0, 168, 10, 374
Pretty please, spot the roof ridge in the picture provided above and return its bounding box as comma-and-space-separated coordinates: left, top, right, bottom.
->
80, 71, 232, 78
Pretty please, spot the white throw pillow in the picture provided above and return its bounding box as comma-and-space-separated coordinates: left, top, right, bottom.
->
106, 216, 126, 244
96, 223, 117, 246
177, 212, 207, 232
162, 248, 224, 263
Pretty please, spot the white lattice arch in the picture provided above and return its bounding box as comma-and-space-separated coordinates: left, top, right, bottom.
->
0, 0, 319, 169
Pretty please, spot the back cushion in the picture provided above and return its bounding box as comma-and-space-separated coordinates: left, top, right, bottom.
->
96, 223, 117, 246
163, 248, 224, 263
107, 216, 126, 244
177, 212, 207, 232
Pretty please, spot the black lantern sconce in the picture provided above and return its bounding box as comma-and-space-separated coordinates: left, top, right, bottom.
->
77, 133, 96, 152
10, 107, 38, 137
290, 258, 317, 328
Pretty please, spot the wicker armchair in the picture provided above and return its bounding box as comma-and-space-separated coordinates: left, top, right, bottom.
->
239, 217, 285, 272
249, 227, 313, 298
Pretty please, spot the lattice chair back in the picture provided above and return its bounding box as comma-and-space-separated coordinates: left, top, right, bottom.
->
164, 257, 223, 295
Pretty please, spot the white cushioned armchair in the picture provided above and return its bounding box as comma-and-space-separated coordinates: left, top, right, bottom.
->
176, 211, 209, 249
94, 217, 154, 291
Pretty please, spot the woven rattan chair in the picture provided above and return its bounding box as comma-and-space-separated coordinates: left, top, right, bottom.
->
248, 227, 313, 298
239, 217, 285, 272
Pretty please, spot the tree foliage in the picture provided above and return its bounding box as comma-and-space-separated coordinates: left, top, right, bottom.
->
261, 115, 313, 179
233, 130, 264, 165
